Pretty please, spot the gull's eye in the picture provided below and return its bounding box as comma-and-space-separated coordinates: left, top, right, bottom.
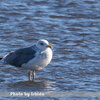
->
40, 43, 44, 45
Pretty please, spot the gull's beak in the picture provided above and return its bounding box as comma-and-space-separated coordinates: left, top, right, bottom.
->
47, 45, 53, 49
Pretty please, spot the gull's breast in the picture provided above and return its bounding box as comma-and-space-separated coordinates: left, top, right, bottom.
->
22, 48, 53, 71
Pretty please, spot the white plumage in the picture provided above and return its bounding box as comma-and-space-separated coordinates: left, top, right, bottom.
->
22, 40, 53, 71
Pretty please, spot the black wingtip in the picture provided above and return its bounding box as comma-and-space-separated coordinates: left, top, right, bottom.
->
0, 57, 3, 60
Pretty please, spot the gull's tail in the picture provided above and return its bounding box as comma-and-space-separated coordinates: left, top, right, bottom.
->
0, 57, 3, 60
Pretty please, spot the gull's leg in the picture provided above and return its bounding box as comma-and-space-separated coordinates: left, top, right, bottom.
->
32, 71, 35, 81
28, 71, 31, 81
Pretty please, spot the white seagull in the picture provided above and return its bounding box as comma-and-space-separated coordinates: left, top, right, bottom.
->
1, 39, 53, 81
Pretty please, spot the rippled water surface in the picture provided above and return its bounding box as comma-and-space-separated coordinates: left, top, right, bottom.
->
0, 0, 100, 99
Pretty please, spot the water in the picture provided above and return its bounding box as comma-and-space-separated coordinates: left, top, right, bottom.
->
0, 0, 100, 99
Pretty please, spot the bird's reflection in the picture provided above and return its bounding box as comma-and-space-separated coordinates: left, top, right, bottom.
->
7, 78, 54, 91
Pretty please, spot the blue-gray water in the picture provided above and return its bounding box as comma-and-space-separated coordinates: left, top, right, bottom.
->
0, 0, 100, 100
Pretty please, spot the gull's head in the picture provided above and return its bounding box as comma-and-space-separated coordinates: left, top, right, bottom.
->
36, 39, 53, 51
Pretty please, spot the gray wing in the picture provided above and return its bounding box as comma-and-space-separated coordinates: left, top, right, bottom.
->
4, 46, 36, 67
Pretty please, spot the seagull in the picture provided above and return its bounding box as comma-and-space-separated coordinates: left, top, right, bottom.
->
1, 39, 53, 81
